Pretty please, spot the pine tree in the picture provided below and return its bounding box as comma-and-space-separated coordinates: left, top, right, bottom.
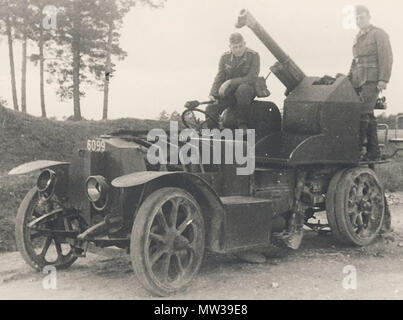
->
0, 0, 19, 111
14, 0, 30, 113
95, 0, 165, 120
158, 110, 169, 121
29, 0, 57, 118
45, 0, 129, 120
170, 111, 181, 121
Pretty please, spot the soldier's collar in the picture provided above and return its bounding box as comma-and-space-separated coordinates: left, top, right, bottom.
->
357, 24, 374, 38
230, 49, 248, 62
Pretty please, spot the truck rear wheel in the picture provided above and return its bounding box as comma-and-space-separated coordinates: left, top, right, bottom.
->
130, 187, 205, 296
326, 169, 348, 244
327, 168, 385, 246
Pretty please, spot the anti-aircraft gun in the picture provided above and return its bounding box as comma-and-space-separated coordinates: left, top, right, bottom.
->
236, 9, 306, 93
236, 9, 364, 165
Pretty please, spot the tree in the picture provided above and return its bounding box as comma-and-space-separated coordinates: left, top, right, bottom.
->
158, 110, 169, 121
41, 0, 96, 120
101, 0, 134, 120
170, 110, 180, 121
0, 0, 19, 111
0, 0, 166, 119
102, 15, 114, 120
45, 0, 130, 120
15, 0, 30, 113
29, 0, 59, 118
101, 0, 165, 120
28, 0, 52, 117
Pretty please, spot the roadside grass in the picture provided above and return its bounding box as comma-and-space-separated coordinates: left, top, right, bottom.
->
377, 159, 403, 193
376, 141, 403, 192
0, 105, 170, 173
0, 174, 35, 252
0, 105, 169, 252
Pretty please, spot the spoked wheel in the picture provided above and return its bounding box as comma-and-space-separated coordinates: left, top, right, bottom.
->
326, 169, 348, 242
15, 187, 83, 271
131, 187, 205, 296
326, 168, 385, 246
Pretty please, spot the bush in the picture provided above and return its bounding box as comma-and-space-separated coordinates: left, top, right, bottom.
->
376, 160, 403, 193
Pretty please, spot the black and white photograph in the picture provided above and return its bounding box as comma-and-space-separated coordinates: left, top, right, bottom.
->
0, 0, 402, 304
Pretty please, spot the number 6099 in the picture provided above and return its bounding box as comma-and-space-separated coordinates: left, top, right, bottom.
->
87, 139, 106, 152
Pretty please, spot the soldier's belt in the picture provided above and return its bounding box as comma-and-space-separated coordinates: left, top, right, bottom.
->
354, 56, 378, 66
356, 63, 378, 68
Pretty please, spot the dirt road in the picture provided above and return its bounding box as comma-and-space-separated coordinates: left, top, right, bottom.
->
1, 201, 403, 300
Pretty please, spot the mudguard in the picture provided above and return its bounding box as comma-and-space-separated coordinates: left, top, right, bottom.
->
112, 171, 181, 188
8, 160, 70, 176
112, 171, 222, 205
112, 171, 226, 252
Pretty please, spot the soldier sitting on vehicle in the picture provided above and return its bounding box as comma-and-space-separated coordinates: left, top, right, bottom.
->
206, 32, 267, 263
206, 32, 260, 131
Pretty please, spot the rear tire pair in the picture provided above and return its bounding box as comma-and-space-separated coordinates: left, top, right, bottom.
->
326, 167, 385, 246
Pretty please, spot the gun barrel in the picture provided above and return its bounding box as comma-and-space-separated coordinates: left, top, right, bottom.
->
236, 9, 288, 63
236, 9, 306, 92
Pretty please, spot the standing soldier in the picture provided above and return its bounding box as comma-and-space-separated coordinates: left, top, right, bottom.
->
348, 5, 393, 161
206, 32, 260, 130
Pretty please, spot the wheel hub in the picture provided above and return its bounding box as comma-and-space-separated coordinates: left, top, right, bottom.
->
173, 234, 189, 251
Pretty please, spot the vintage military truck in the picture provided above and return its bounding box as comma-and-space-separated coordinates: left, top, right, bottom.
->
10, 10, 387, 296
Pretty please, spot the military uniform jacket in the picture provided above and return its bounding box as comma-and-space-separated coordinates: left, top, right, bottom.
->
349, 25, 393, 89
210, 48, 260, 97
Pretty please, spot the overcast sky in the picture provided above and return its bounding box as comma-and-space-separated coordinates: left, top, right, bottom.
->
0, 0, 401, 120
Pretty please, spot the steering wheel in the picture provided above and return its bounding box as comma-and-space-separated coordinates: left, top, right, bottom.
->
181, 108, 220, 133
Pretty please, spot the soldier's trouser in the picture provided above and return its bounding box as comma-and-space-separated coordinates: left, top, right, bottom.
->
359, 113, 380, 158
206, 84, 255, 129
356, 82, 380, 159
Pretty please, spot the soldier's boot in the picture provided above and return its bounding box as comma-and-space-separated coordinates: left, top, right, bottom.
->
222, 107, 238, 130
234, 83, 254, 129
277, 211, 305, 250
359, 115, 370, 160
364, 116, 381, 161
205, 103, 221, 129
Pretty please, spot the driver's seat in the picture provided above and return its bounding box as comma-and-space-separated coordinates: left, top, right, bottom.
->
222, 100, 281, 141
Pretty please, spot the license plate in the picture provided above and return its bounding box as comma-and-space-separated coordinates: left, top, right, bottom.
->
87, 139, 106, 152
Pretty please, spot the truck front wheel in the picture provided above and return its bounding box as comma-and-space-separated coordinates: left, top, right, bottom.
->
130, 187, 205, 296
15, 187, 80, 270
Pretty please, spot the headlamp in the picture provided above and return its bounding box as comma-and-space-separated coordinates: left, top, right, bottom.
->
37, 169, 57, 200
85, 176, 109, 211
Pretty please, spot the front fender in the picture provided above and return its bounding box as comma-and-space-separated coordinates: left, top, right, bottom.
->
112, 171, 180, 188
112, 171, 223, 207
8, 160, 70, 176
112, 171, 226, 253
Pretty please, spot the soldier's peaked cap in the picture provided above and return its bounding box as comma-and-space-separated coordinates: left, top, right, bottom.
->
355, 5, 370, 16
229, 32, 244, 44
